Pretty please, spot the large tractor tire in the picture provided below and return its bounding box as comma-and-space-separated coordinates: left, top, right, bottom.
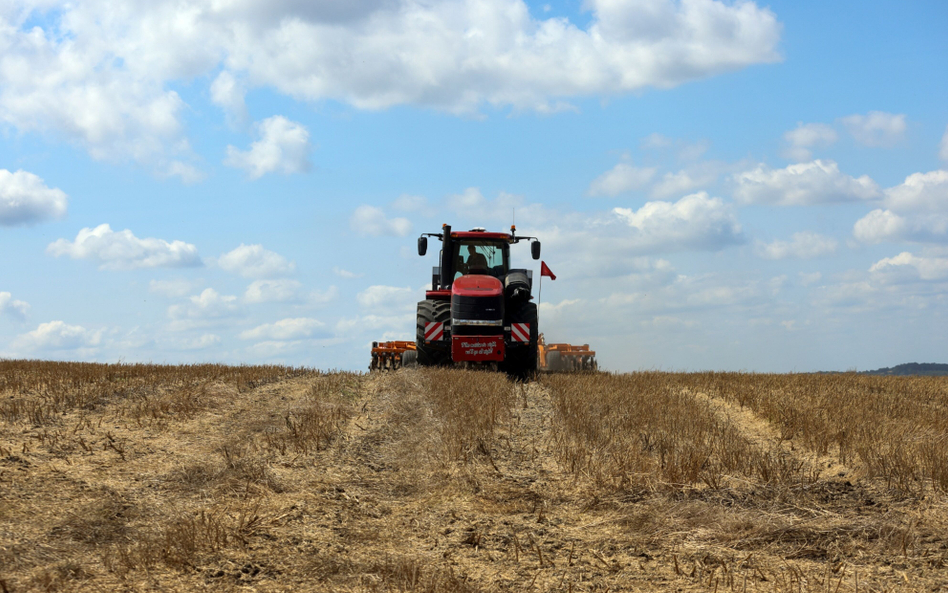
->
505, 301, 538, 380
416, 300, 451, 366
401, 350, 418, 368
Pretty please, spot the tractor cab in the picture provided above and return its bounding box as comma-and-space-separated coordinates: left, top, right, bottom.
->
452, 239, 509, 281
418, 225, 538, 291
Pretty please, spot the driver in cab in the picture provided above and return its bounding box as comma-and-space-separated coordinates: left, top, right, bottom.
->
459, 245, 489, 275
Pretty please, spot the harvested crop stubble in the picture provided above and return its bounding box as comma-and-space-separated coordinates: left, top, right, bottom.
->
545, 372, 809, 490
685, 372, 948, 494
359, 367, 514, 493
3, 364, 948, 592
419, 367, 514, 462
540, 371, 948, 589
0, 361, 352, 591
0, 359, 311, 426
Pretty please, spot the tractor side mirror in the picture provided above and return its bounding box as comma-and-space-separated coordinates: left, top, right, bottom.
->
418, 236, 427, 256
531, 240, 541, 260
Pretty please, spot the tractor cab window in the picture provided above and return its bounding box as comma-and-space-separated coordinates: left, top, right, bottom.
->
453, 241, 508, 280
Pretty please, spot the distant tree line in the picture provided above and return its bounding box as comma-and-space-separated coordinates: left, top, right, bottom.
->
862, 363, 948, 376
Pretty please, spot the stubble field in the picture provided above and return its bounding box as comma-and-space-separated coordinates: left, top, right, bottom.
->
2, 360, 948, 592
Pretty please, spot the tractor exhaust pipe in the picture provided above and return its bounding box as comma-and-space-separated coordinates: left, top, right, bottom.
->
439, 224, 452, 289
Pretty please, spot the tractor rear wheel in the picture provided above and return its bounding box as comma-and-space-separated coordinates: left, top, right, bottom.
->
416, 300, 451, 366
505, 301, 538, 379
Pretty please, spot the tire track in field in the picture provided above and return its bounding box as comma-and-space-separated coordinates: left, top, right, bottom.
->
318, 371, 632, 592
690, 390, 857, 483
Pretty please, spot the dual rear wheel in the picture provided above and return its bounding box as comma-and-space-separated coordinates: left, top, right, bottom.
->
415, 300, 451, 366
503, 300, 538, 380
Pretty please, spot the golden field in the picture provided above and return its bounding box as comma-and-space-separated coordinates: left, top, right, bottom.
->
1, 361, 948, 591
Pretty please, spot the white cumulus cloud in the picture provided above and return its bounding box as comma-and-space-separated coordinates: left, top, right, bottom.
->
586, 161, 656, 197
350, 206, 411, 237
171, 334, 222, 350
224, 116, 311, 178
0, 292, 30, 320
853, 210, 908, 244
447, 187, 489, 211
0, 169, 68, 226
840, 111, 906, 147
163, 161, 205, 185
231, 0, 782, 113
46, 224, 201, 270
852, 171, 948, 244
307, 286, 339, 307
239, 317, 327, 341
244, 279, 303, 304
532, 194, 741, 280
356, 285, 416, 313
732, 160, 880, 205
210, 70, 248, 126
781, 123, 837, 161
168, 288, 239, 320
756, 231, 838, 260
611, 192, 743, 253
882, 170, 948, 212
853, 209, 948, 244
0, 0, 781, 166
870, 252, 948, 283
444, 188, 548, 226
11, 321, 103, 353
0, 11, 189, 167
216, 244, 296, 278
650, 166, 721, 199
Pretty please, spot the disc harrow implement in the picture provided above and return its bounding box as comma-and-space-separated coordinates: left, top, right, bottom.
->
369, 341, 417, 371
538, 334, 597, 372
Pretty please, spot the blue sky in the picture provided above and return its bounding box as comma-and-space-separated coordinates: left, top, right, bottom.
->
1, 0, 946, 371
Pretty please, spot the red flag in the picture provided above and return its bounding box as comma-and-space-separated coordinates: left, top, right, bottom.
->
540, 261, 556, 280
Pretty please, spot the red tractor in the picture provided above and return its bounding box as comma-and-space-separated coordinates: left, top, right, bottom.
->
415, 224, 541, 378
